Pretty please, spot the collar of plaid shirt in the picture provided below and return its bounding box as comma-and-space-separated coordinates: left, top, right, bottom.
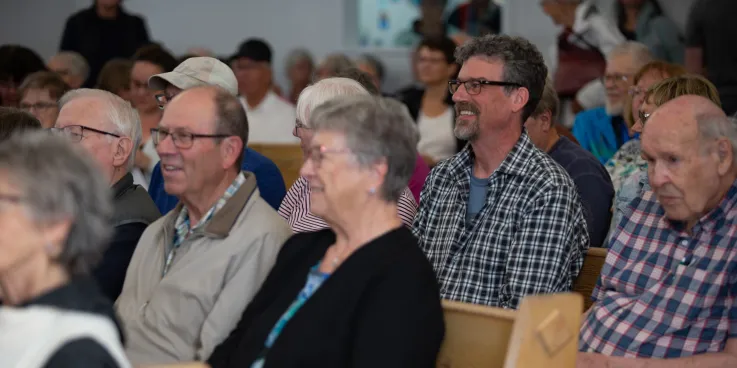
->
174, 172, 247, 242
580, 181, 737, 358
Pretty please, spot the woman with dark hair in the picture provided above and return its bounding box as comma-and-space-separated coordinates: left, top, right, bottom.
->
0, 107, 42, 141
615, 0, 684, 63
129, 44, 177, 188
0, 45, 47, 107
396, 37, 461, 167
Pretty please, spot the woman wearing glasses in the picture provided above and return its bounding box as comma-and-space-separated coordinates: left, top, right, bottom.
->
607, 74, 722, 239
281, 77, 417, 233
396, 37, 462, 167
18, 71, 70, 129
604, 61, 685, 195
208, 95, 444, 368
0, 132, 130, 367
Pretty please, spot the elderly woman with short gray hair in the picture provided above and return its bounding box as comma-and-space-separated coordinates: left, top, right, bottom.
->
208, 95, 444, 368
279, 77, 418, 233
0, 132, 130, 367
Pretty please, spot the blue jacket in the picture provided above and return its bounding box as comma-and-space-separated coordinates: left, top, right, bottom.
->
573, 107, 635, 164
149, 148, 287, 215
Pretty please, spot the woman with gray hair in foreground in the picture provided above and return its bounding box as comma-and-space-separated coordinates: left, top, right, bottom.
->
0, 132, 130, 368
208, 95, 444, 368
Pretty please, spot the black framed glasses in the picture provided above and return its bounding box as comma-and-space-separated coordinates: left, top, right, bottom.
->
638, 110, 651, 125
51, 125, 121, 142
448, 79, 522, 95
155, 92, 177, 109
295, 119, 310, 131
151, 127, 232, 149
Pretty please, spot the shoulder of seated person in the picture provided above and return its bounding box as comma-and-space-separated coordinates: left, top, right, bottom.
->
44, 338, 118, 368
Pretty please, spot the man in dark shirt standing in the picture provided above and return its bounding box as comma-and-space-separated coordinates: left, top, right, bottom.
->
526, 78, 614, 247
60, 0, 150, 87
685, 0, 737, 116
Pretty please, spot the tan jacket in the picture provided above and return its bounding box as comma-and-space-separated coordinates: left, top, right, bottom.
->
115, 172, 291, 365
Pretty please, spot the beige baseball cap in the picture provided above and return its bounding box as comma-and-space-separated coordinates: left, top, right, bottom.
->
148, 56, 238, 96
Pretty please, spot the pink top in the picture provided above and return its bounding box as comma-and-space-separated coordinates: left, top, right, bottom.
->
409, 154, 431, 204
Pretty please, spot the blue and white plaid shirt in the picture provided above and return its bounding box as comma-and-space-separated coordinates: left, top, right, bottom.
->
413, 133, 589, 309
581, 183, 737, 358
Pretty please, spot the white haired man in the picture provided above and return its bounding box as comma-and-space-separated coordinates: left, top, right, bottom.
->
571, 41, 654, 164
116, 86, 291, 365
48, 51, 90, 89
579, 95, 737, 367
53, 89, 161, 301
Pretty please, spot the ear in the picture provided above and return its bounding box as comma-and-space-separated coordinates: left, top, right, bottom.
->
510, 87, 530, 115
113, 137, 133, 168
220, 136, 243, 170
715, 138, 733, 176
42, 217, 73, 258
366, 157, 389, 194
539, 110, 553, 133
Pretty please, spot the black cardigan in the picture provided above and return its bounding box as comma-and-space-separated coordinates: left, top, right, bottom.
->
208, 227, 444, 368
394, 85, 466, 153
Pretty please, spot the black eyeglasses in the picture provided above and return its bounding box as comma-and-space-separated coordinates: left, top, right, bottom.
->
151, 127, 232, 149
155, 92, 177, 109
638, 110, 651, 125
448, 79, 522, 95
51, 125, 121, 142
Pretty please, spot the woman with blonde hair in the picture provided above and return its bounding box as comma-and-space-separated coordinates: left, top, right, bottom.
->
606, 61, 685, 193
608, 74, 721, 239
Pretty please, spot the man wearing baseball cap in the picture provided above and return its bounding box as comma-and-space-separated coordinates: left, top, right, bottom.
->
230, 38, 298, 144
147, 56, 287, 213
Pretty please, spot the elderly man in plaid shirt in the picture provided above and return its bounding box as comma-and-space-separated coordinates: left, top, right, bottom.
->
412, 34, 589, 310
578, 95, 737, 367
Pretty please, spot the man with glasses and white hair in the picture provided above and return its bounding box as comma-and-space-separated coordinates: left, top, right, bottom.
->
572, 41, 654, 164
146, 56, 287, 213
53, 88, 161, 301
116, 85, 290, 365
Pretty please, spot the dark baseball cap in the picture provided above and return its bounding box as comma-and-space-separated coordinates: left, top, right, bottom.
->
230, 39, 272, 63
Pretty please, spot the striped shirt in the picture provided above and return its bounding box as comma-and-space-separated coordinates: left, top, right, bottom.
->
278, 176, 417, 233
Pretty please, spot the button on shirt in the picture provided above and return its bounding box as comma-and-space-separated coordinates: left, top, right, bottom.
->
413, 133, 590, 309
240, 91, 298, 144
580, 184, 737, 358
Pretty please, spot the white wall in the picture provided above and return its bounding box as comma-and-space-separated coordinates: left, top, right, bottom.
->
0, 0, 696, 93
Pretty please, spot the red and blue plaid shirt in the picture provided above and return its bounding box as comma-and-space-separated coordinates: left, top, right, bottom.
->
580, 183, 737, 358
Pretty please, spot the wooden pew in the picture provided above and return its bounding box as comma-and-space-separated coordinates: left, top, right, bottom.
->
438, 293, 582, 368
572, 247, 608, 311
248, 143, 304, 189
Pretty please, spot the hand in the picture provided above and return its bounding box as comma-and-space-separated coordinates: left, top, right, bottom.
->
577, 352, 609, 368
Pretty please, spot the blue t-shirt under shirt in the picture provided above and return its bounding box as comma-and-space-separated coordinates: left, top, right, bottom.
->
467, 174, 488, 221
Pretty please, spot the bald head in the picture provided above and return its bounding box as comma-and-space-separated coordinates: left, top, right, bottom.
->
642, 94, 736, 227
644, 95, 727, 144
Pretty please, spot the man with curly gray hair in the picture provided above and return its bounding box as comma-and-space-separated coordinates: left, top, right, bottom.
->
413, 34, 590, 309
